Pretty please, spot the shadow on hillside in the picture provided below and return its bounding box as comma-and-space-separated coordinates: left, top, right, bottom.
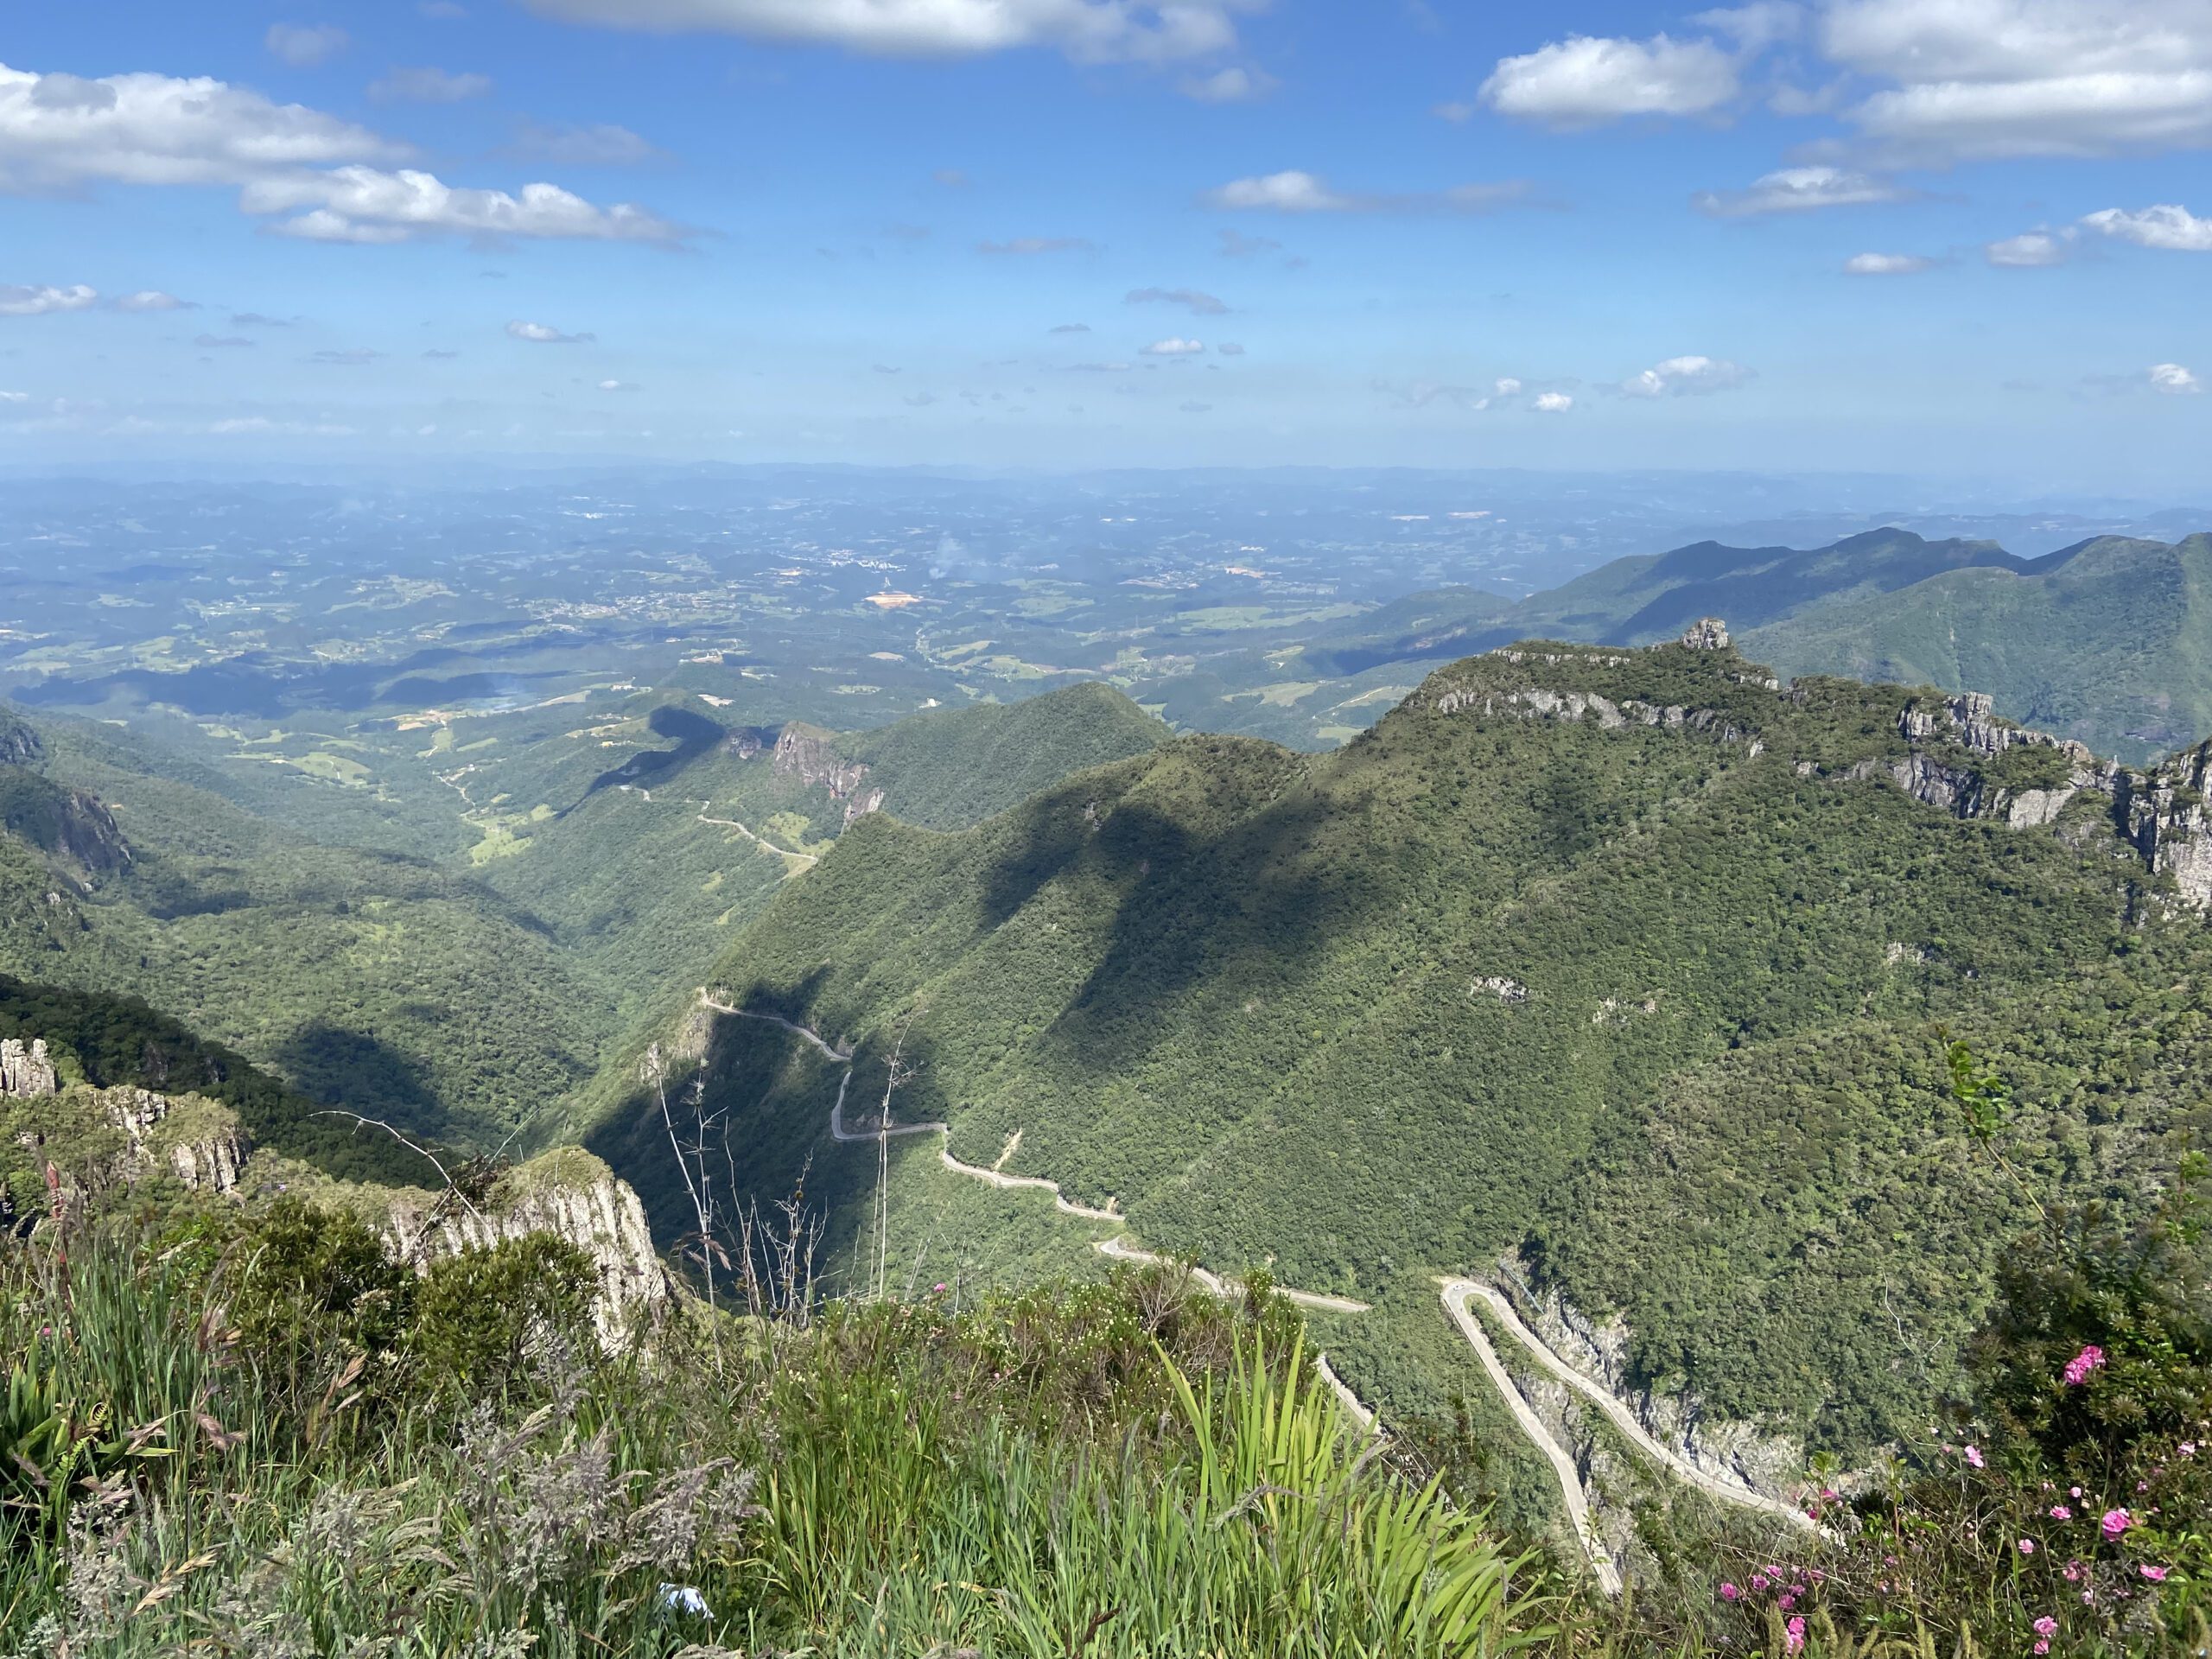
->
270, 1020, 448, 1144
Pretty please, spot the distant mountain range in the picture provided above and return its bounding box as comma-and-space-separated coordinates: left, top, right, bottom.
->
1243, 529, 2211, 762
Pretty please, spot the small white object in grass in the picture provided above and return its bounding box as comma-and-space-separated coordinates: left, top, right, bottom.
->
658, 1584, 711, 1618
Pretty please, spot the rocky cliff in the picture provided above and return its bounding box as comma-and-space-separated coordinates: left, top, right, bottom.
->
0, 709, 41, 768
386, 1148, 671, 1340
771, 725, 886, 826
2, 1037, 58, 1096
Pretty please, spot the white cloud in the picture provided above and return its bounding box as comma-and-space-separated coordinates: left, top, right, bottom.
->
598, 378, 640, 391
369, 67, 493, 104
1142, 337, 1205, 355
2149, 362, 2202, 394
1180, 66, 1274, 102
2082, 202, 2212, 251
266, 23, 351, 67
113, 289, 189, 310
1843, 251, 1933, 274
508, 320, 594, 343
1693, 3, 1807, 50
0, 64, 679, 245
1127, 286, 1227, 315
1620, 354, 1751, 396
1534, 391, 1574, 412
1694, 164, 1909, 215
0, 390, 28, 402
1481, 32, 1740, 125
1822, 0, 2212, 162
246, 166, 683, 244
1495, 376, 1524, 397
0, 63, 398, 191
1204, 169, 1526, 213
516, 0, 1252, 62
1985, 229, 2069, 266
0, 283, 97, 316
976, 236, 1096, 254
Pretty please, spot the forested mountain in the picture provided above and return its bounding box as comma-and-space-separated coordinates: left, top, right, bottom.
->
1185, 529, 2211, 761
591, 633, 2212, 1453
1744, 532, 2212, 762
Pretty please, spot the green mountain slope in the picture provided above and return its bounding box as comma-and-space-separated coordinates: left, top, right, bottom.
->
0, 704, 613, 1145
589, 639, 2212, 1452
1744, 533, 2212, 761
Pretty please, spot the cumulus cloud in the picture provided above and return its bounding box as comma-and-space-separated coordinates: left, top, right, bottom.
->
1985, 230, 2069, 266
0, 64, 682, 245
1142, 337, 1205, 355
266, 23, 351, 67
369, 66, 493, 104
1181, 65, 1274, 101
2082, 202, 2212, 250
2149, 362, 2202, 394
1534, 391, 1574, 412
508, 319, 594, 343
0, 390, 27, 402
1844, 251, 1933, 274
245, 166, 683, 244
1205, 169, 1526, 213
515, 0, 1251, 63
1127, 286, 1228, 315
0, 283, 97, 316
1620, 354, 1751, 396
976, 236, 1096, 254
1481, 32, 1740, 125
1822, 0, 2212, 162
1694, 165, 1909, 215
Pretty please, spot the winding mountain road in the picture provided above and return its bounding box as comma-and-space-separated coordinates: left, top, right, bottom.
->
1444, 1280, 1821, 1538
696, 804, 819, 868
1440, 1281, 1624, 1595
695, 988, 1812, 1573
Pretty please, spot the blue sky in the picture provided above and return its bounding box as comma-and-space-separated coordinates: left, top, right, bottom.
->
3, 0, 2209, 489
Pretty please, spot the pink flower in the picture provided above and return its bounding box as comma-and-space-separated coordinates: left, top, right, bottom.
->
1718, 1583, 1740, 1602
2181, 1442, 2198, 1458
2063, 1345, 2107, 1387
1779, 1593, 1797, 1612
2070, 1486, 2082, 1497
2035, 1618, 2058, 1637
2103, 1509, 2133, 1539
2063, 1561, 2083, 1582
2018, 1539, 2037, 1554
2141, 1565, 2170, 1582
2033, 1644, 2050, 1655
1752, 1573, 1770, 1591
1965, 1445, 1986, 1468
1784, 1616, 1807, 1654
2050, 1505, 2072, 1520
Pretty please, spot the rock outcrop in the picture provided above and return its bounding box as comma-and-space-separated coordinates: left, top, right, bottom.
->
102, 1087, 251, 1192
1680, 617, 1731, 651
772, 726, 885, 826
1, 1038, 58, 1097
387, 1149, 671, 1341
0, 709, 41, 767
2119, 738, 2212, 912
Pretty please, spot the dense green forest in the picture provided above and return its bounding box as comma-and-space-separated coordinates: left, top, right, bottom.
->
593, 638, 2211, 1455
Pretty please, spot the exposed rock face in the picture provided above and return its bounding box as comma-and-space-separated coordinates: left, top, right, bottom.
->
1681, 617, 1731, 651
1, 1038, 58, 1097
1471, 976, 1529, 1004
2119, 738, 2212, 912
102, 1087, 250, 1192
772, 726, 884, 826
0, 710, 41, 767
1434, 684, 1767, 759
725, 725, 778, 761
388, 1152, 671, 1342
